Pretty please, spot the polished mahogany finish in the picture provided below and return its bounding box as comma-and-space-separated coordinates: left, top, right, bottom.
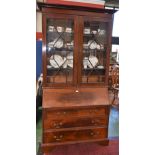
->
43, 127, 108, 143
44, 116, 108, 130
42, 88, 110, 108
40, 3, 115, 153
37, 2, 117, 14
42, 88, 110, 153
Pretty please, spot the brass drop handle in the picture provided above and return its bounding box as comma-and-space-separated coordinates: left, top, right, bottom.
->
56, 111, 67, 115
53, 122, 63, 128
90, 132, 95, 136
90, 131, 100, 136
91, 119, 100, 124
53, 135, 63, 141
89, 109, 98, 113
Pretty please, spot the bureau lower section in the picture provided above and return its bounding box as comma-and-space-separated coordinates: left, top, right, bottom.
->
41, 106, 110, 153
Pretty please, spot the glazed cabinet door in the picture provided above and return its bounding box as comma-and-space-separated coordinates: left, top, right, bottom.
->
42, 14, 77, 87
78, 16, 113, 86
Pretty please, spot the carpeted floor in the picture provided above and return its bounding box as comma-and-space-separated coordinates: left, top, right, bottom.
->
43, 138, 119, 155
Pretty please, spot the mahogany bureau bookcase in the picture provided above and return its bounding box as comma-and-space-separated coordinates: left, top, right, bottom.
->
38, 2, 117, 153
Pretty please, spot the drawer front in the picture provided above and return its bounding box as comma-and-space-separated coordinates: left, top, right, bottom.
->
43, 127, 107, 143
44, 117, 108, 129
44, 107, 109, 119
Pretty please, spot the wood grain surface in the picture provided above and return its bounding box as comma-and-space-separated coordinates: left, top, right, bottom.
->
43, 87, 110, 108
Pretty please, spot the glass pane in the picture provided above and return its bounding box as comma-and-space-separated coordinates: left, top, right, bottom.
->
46, 18, 74, 84
82, 20, 108, 83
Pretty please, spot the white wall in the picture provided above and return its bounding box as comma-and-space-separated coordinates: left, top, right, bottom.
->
36, 12, 42, 32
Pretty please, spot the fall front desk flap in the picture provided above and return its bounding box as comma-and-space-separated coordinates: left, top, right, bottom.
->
43, 87, 110, 108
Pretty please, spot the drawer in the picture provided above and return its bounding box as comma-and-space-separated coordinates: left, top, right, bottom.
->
44, 107, 109, 119
43, 127, 107, 143
44, 116, 108, 129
